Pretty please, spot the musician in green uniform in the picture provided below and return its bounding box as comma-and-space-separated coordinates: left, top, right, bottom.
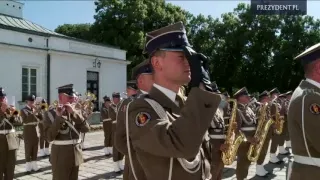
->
208, 82, 231, 180
269, 88, 289, 164
254, 90, 277, 177
287, 43, 320, 180
21, 95, 42, 173
110, 92, 124, 172
38, 98, 50, 157
44, 84, 90, 180
101, 95, 112, 156
233, 87, 258, 180
126, 22, 221, 180
115, 60, 153, 180
0, 88, 22, 179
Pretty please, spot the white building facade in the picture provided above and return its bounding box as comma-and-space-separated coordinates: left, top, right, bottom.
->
0, 0, 129, 110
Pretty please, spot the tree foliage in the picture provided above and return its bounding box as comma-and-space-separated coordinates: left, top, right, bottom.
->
55, 23, 93, 41
54, 2, 320, 94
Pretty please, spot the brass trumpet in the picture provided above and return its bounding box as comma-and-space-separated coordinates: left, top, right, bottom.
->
4, 104, 20, 118
77, 92, 96, 118
8, 107, 19, 117
49, 100, 59, 109
40, 103, 48, 111
35, 102, 48, 112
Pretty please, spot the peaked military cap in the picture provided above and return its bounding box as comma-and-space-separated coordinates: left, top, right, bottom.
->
127, 80, 138, 90
0, 87, 6, 97
295, 43, 320, 66
131, 60, 153, 80
233, 87, 250, 99
286, 91, 293, 96
258, 90, 270, 99
269, 88, 280, 95
41, 98, 47, 103
223, 92, 230, 98
57, 84, 75, 96
103, 95, 110, 102
211, 82, 221, 93
75, 92, 81, 97
112, 92, 120, 98
278, 93, 286, 98
144, 22, 191, 55
26, 94, 35, 101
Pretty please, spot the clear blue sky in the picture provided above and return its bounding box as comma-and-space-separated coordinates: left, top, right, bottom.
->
19, 1, 320, 31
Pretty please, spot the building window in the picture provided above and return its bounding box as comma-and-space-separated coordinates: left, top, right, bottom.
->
22, 67, 37, 101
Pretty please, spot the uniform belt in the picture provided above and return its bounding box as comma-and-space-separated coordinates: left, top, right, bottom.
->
0, 129, 15, 134
52, 139, 81, 145
209, 134, 226, 139
294, 155, 320, 167
241, 127, 256, 131
102, 118, 112, 122
23, 122, 38, 126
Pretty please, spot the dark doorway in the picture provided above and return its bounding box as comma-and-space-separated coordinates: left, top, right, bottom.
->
87, 71, 99, 111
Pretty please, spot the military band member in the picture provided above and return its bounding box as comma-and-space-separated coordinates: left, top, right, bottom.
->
248, 95, 260, 113
110, 92, 124, 172
233, 87, 258, 180
116, 80, 139, 179
76, 92, 88, 150
254, 90, 276, 177
44, 84, 90, 180
284, 91, 292, 148
277, 92, 291, 154
287, 43, 320, 180
115, 60, 153, 180
208, 82, 230, 180
20, 94, 41, 173
101, 95, 112, 156
0, 88, 22, 180
126, 22, 221, 180
269, 88, 288, 164
38, 99, 50, 157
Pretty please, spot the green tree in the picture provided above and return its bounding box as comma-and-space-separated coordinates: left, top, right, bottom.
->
91, 0, 192, 78
54, 23, 93, 41
53, 1, 320, 92
272, 16, 320, 91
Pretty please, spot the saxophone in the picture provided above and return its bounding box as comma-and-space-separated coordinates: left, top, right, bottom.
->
222, 99, 247, 165
247, 102, 274, 162
274, 101, 284, 135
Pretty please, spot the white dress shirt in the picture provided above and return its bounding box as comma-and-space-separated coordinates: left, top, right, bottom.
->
140, 90, 148, 94
153, 84, 179, 106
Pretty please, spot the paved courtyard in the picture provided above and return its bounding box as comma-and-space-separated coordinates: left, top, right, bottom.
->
14, 131, 290, 180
